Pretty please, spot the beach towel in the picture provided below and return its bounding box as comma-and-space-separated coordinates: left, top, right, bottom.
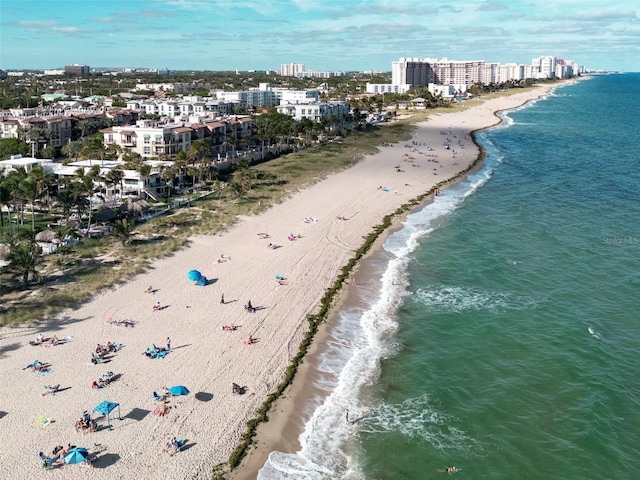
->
34, 415, 54, 426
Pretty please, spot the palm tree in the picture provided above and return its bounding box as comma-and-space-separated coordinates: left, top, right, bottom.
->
113, 218, 136, 246
6, 236, 42, 288
224, 135, 237, 159
232, 158, 256, 194
173, 151, 188, 188
0, 180, 11, 231
18, 177, 38, 231
160, 165, 176, 199
28, 164, 55, 214
73, 165, 100, 234
138, 163, 152, 196
105, 168, 124, 201
3, 167, 28, 227
55, 187, 76, 223
79, 135, 106, 166
61, 140, 82, 162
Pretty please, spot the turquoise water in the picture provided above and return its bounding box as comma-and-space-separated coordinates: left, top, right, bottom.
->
258, 74, 640, 479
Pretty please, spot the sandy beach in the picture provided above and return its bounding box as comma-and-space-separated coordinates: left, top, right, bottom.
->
0, 83, 563, 479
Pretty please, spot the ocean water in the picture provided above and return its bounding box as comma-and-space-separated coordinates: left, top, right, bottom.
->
258, 73, 640, 479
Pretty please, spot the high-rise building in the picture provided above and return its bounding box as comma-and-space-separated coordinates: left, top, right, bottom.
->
532, 56, 556, 78
280, 63, 305, 77
392, 58, 435, 88
64, 64, 90, 75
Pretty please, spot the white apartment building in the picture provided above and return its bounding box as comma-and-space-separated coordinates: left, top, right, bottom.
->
49, 159, 172, 200
216, 83, 279, 109
275, 101, 350, 122
392, 55, 579, 90
273, 88, 319, 104
280, 63, 305, 77
296, 71, 344, 79
366, 83, 412, 94
102, 120, 192, 160
533, 56, 556, 78
125, 98, 235, 119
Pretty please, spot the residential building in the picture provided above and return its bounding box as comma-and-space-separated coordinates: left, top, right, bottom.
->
48, 159, 172, 200
533, 56, 556, 78
392, 58, 435, 88
275, 101, 350, 122
366, 83, 412, 94
216, 83, 279, 110
280, 63, 305, 77
102, 120, 193, 160
0, 155, 53, 174
273, 88, 319, 104
0, 114, 74, 150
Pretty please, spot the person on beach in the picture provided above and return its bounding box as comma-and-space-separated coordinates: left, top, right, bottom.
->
153, 301, 161, 311
220, 294, 225, 304
145, 285, 153, 294
345, 409, 350, 425
166, 337, 171, 351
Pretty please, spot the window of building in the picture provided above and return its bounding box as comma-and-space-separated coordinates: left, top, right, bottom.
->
144, 136, 150, 144
144, 147, 151, 155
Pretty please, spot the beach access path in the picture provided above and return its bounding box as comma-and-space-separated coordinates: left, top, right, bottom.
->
0, 83, 560, 480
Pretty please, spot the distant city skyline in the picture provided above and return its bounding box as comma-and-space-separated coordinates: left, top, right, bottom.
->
1, 0, 638, 72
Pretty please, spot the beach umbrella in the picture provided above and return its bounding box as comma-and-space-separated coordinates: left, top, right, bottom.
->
64, 447, 89, 465
169, 385, 190, 396
93, 400, 121, 427
187, 270, 202, 281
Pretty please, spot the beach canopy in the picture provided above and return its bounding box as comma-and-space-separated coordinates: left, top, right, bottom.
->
93, 400, 121, 426
187, 270, 202, 281
64, 447, 89, 465
169, 385, 190, 396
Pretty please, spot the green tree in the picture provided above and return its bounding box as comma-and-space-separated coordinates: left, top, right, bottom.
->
79, 134, 106, 166
0, 179, 12, 230
6, 236, 42, 288
0, 138, 30, 160
232, 158, 256, 195
138, 163, 152, 193
160, 165, 176, 198
55, 187, 76, 223
105, 168, 124, 200
113, 218, 136, 246
3, 167, 28, 227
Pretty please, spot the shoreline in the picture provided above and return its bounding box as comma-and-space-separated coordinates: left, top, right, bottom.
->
230, 80, 580, 479
0, 81, 575, 480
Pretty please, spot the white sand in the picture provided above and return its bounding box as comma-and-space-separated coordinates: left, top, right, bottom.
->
0, 84, 563, 479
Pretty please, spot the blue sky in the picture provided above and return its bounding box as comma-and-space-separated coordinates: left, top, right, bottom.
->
1, 0, 638, 72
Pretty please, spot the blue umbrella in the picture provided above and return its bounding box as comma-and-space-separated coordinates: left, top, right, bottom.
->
169, 385, 190, 396
64, 447, 89, 465
187, 270, 202, 281
93, 400, 121, 427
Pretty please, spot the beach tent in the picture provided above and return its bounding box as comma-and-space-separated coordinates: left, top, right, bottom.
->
64, 447, 89, 465
187, 270, 202, 281
169, 385, 190, 396
93, 400, 121, 427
